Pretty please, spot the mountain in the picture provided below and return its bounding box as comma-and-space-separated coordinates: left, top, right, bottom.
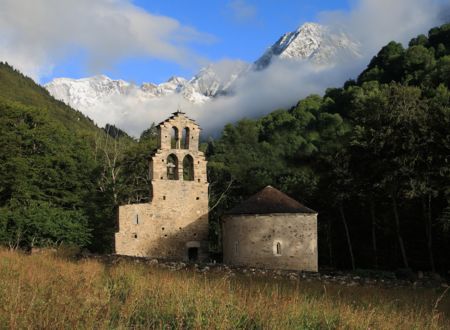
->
45, 60, 250, 112
44, 22, 360, 128
254, 23, 361, 70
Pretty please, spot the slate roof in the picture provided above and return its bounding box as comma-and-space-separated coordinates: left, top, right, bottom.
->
225, 186, 317, 215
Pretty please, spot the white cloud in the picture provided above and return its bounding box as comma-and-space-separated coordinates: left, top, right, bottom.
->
318, 0, 446, 58
227, 0, 257, 23
194, 59, 363, 137
0, 0, 213, 80
86, 58, 363, 138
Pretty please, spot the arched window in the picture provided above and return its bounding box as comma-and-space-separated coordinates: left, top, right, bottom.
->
183, 155, 194, 181
181, 127, 190, 149
171, 127, 179, 149
273, 241, 282, 256
166, 154, 178, 180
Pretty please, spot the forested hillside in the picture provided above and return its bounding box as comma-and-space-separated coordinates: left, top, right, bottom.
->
208, 23, 450, 272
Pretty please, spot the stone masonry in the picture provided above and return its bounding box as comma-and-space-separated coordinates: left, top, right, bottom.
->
115, 111, 209, 261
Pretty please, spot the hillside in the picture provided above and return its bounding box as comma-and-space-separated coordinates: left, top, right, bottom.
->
0, 62, 101, 136
0, 63, 141, 252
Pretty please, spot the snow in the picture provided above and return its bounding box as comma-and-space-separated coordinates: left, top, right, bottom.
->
254, 22, 361, 69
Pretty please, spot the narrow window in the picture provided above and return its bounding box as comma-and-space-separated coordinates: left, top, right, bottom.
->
183, 155, 194, 181
133, 214, 139, 225
274, 241, 282, 256
276, 242, 282, 255
171, 127, 179, 149
166, 154, 179, 180
181, 127, 190, 149
234, 241, 239, 255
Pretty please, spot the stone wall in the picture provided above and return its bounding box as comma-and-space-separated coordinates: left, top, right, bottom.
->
115, 112, 209, 261
222, 213, 318, 272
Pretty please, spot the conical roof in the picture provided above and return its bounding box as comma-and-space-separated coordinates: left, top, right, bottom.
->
226, 186, 317, 215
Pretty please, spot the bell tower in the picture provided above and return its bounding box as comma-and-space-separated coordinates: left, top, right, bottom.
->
115, 110, 209, 261
150, 110, 207, 189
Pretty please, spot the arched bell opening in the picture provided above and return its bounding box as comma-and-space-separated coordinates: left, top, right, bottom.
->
183, 154, 194, 181
166, 154, 179, 180
171, 127, 179, 149
181, 127, 190, 149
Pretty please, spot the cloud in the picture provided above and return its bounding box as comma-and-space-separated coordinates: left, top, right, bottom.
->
0, 0, 213, 81
318, 0, 447, 58
227, 0, 258, 23
85, 58, 363, 138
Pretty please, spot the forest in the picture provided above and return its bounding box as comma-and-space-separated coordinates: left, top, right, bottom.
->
1, 23, 450, 273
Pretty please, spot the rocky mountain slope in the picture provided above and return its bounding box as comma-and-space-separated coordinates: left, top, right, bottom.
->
254, 23, 360, 69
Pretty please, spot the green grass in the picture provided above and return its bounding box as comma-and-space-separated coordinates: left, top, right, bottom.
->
0, 248, 448, 329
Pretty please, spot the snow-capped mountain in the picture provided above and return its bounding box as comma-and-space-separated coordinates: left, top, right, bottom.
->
189, 60, 249, 97
45, 61, 249, 111
254, 23, 361, 69
45, 22, 360, 123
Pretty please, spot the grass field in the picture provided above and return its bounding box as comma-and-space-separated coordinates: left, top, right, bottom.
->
0, 248, 448, 329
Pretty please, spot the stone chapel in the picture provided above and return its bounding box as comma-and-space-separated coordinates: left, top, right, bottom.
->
115, 110, 209, 262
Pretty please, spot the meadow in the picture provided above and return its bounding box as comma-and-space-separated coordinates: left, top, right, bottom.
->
0, 248, 448, 329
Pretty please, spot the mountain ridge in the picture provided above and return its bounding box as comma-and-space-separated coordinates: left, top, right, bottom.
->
44, 22, 362, 128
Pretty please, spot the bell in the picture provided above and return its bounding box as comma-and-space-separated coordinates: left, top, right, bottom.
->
167, 162, 175, 174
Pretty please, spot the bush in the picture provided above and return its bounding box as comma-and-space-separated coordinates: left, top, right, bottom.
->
0, 200, 91, 249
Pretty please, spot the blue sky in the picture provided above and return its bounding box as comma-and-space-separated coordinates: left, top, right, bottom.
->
44, 0, 350, 84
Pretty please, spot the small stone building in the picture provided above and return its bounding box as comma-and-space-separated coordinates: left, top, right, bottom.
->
222, 186, 318, 272
115, 111, 209, 262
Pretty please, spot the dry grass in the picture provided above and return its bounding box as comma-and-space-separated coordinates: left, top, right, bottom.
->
0, 249, 448, 329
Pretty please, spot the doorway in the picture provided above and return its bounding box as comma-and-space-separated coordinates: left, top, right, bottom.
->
188, 247, 198, 261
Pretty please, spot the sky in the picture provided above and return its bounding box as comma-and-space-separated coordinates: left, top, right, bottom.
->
91, 0, 351, 84
0, 0, 448, 136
